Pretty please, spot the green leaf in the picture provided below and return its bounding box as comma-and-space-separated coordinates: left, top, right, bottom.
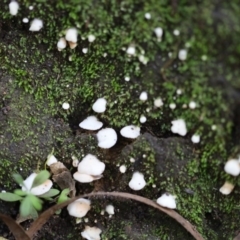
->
38, 189, 60, 198
57, 188, 70, 204
14, 189, 27, 197
31, 170, 50, 188
12, 173, 24, 185
29, 195, 43, 211
20, 195, 34, 217
0, 192, 23, 202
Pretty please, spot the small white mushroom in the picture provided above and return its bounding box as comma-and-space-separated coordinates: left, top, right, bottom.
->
120, 125, 140, 139
81, 226, 102, 240
82, 48, 88, 54
219, 181, 235, 195
191, 134, 200, 143
173, 29, 180, 36
105, 204, 115, 215
46, 153, 58, 166
9, 1, 19, 16
65, 28, 78, 43
144, 13, 151, 19
30, 180, 53, 196
119, 165, 127, 173
78, 154, 105, 176
88, 34, 96, 43
57, 37, 67, 51
126, 46, 136, 55
154, 27, 163, 41
140, 115, 147, 123
224, 159, 240, 176
171, 119, 187, 136
79, 116, 103, 130
97, 128, 117, 149
154, 98, 163, 107
189, 101, 197, 109
68, 41, 77, 49
22, 18, 29, 23
156, 193, 176, 209
29, 19, 43, 32
67, 198, 91, 218
129, 172, 146, 191
92, 98, 107, 113
62, 102, 70, 110
139, 91, 148, 101
178, 49, 187, 61
73, 172, 102, 183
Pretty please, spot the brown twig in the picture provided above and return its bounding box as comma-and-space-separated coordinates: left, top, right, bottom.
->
27, 191, 205, 240
0, 213, 30, 240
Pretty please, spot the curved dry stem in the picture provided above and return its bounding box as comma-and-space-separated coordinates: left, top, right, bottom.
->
0, 213, 31, 240
28, 191, 204, 240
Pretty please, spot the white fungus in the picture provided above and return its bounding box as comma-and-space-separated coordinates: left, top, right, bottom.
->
82, 48, 88, 54
145, 12, 151, 19
22, 18, 29, 23
171, 119, 187, 136
92, 98, 107, 113
178, 49, 187, 61
97, 128, 117, 149
46, 153, 58, 166
119, 165, 127, 173
173, 29, 180, 36
21, 173, 53, 196
73, 172, 102, 183
219, 181, 235, 195
176, 89, 182, 95
120, 125, 140, 139
57, 37, 67, 51
81, 226, 102, 240
62, 102, 70, 110
224, 159, 240, 176
78, 154, 105, 176
125, 76, 130, 81
126, 46, 136, 55
140, 115, 147, 123
157, 193, 176, 209
67, 198, 91, 218
139, 91, 148, 101
9, 1, 19, 16
29, 5, 34, 10
79, 116, 103, 130
88, 34, 96, 43
65, 28, 78, 43
169, 103, 176, 109
154, 27, 163, 41
191, 134, 200, 143
129, 172, 146, 191
130, 157, 135, 163
189, 101, 197, 109
154, 98, 163, 107
105, 204, 115, 215
29, 19, 43, 32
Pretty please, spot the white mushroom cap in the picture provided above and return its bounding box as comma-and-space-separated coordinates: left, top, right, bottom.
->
79, 116, 103, 130
224, 159, 240, 176
29, 19, 43, 31
178, 49, 187, 61
140, 115, 147, 123
128, 172, 146, 191
62, 102, 70, 110
73, 172, 102, 183
154, 98, 163, 107
105, 204, 114, 215
88, 34, 96, 43
139, 91, 148, 101
9, 1, 19, 16
67, 198, 91, 218
171, 119, 187, 136
219, 181, 235, 195
65, 28, 78, 43
30, 179, 53, 196
78, 154, 105, 176
46, 153, 58, 166
126, 46, 136, 55
191, 134, 200, 143
21, 173, 53, 196
81, 226, 102, 240
154, 27, 163, 40
21, 173, 37, 192
119, 165, 127, 173
92, 98, 107, 113
120, 125, 140, 139
156, 193, 176, 209
97, 128, 117, 149
57, 37, 67, 51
